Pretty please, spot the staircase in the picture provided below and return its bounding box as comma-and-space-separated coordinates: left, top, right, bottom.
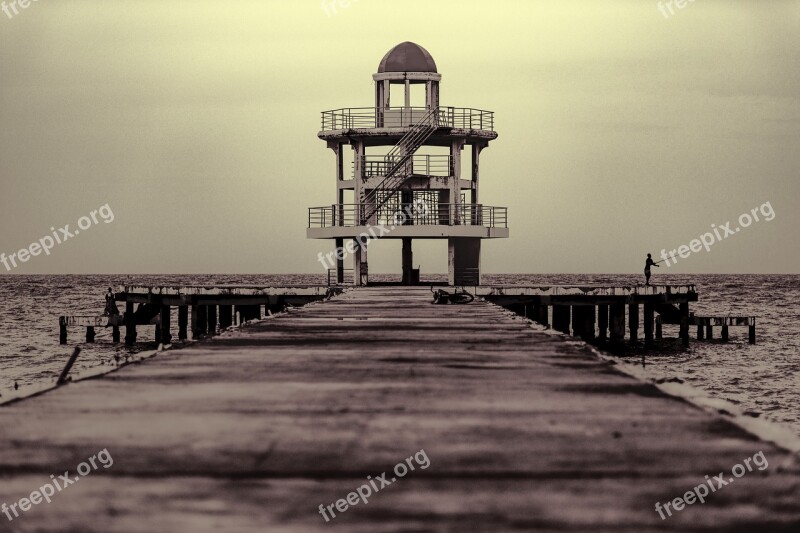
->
360, 107, 441, 224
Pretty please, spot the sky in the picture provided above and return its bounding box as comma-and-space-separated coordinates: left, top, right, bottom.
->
1, 0, 798, 275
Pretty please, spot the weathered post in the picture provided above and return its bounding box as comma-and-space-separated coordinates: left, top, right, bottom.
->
656, 316, 663, 340
112, 326, 121, 344
59, 317, 68, 345
580, 305, 596, 341
86, 326, 96, 343
219, 305, 233, 329
597, 305, 608, 341
610, 303, 625, 348
124, 302, 137, 347
706, 324, 713, 340
697, 324, 705, 340
207, 305, 217, 336
552, 305, 570, 334
721, 325, 729, 342
532, 304, 548, 326
178, 306, 188, 341
749, 324, 756, 344
628, 304, 639, 343
679, 302, 690, 347
643, 303, 655, 347
160, 305, 172, 344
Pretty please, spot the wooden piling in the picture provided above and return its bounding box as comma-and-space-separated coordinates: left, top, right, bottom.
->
178, 306, 188, 341
749, 324, 756, 345
610, 303, 625, 347
706, 324, 713, 340
628, 304, 639, 343
552, 305, 570, 334
643, 304, 655, 347
679, 302, 690, 347
86, 326, 96, 343
597, 305, 608, 341
697, 324, 705, 340
219, 305, 233, 330
656, 316, 663, 340
581, 306, 596, 341
191, 306, 207, 339
59, 317, 68, 345
532, 304, 548, 326
112, 326, 121, 344
722, 325, 729, 342
160, 305, 172, 344
207, 306, 217, 336
124, 302, 137, 347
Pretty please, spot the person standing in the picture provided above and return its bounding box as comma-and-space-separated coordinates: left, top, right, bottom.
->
644, 253, 659, 286
104, 287, 120, 316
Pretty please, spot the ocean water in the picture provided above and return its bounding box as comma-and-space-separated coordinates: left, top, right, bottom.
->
0, 274, 798, 437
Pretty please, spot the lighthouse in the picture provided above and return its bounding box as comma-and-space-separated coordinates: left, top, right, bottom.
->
308, 42, 508, 286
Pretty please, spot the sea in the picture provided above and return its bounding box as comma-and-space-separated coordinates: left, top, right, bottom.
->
1, 274, 798, 437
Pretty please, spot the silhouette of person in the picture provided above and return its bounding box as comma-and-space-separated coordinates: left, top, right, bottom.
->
104, 287, 120, 316
644, 254, 659, 286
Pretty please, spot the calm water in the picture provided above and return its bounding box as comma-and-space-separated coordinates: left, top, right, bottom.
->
0, 274, 798, 436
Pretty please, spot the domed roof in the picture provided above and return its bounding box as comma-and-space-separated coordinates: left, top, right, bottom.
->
377, 42, 438, 73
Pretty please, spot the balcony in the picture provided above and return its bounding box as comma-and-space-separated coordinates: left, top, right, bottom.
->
360, 155, 453, 179
321, 106, 495, 133
307, 203, 508, 240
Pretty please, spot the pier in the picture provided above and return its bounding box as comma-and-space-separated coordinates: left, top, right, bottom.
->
2, 287, 797, 531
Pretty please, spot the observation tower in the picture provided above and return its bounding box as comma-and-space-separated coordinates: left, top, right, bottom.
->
307, 42, 508, 286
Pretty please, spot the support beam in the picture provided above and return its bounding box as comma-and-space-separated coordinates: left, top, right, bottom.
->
610, 303, 625, 348
178, 306, 188, 341
207, 305, 217, 336
219, 305, 233, 330
552, 305, 570, 334
679, 302, 690, 347
628, 304, 639, 343
59, 317, 68, 345
597, 305, 608, 341
160, 305, 171, 344
644, 304, 655, 347
125, 302, 137, 347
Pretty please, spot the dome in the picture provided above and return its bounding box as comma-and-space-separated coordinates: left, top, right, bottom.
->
377, 42, 438, 73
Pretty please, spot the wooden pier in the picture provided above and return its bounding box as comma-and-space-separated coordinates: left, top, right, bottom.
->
4, 287, 797, 531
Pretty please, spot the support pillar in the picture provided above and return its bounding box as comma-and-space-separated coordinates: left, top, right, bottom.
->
679, 302, 690, 347
749, 325, 756, 344
192, 305, 207, 339
353, 238, 368, 286
335, 237, 345, 284
207, 305, 217, 336
706, 324, 713, 340
656, 316, 663, 340
552, 305, 570, 334
697, 325, 705, 340
219, 305, 233, 330
448, 238, 481, 286
644, 303, 655, 347
112, 326, 121, 344
721, 325, 729, 342
629, 304, 639, 343
610, 303, 625, 348
86, 327, 96, 343
532, 304, 548, 326
574, 306, 595, 341
402, 238, 413, 285
160, 305, 171, 344
125, 302, 137, 347
59, 317, 68, 345
598, 305, 609, 341
178, 306, 188, 340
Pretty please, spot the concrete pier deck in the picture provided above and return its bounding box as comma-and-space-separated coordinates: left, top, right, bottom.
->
1, 288, 798, 532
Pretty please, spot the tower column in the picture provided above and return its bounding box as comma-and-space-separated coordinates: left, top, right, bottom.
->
402, 238, 413, 285
448, 238, 481, 286
353, 237, 368, 286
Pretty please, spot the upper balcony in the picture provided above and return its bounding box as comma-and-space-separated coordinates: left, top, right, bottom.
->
319, 106, 496, 142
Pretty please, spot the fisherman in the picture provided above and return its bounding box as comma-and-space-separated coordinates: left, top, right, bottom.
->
104, 287, 120, 316
644, 253, 659, 286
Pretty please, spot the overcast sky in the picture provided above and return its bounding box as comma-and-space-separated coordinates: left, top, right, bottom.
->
1, 0, 798, 275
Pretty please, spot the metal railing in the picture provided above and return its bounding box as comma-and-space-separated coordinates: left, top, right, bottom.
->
321, 106, 494, 132
308, 204, 508, 229
360, 155, 453, 178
